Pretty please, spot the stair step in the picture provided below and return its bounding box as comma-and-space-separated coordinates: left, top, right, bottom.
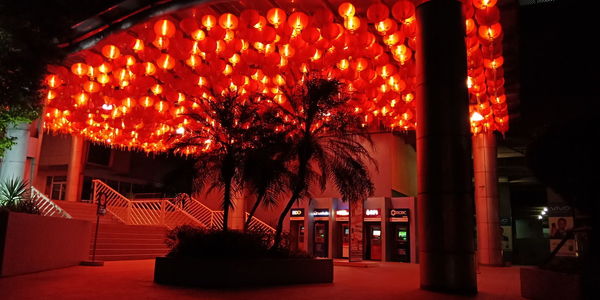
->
94, 238, 166, 244
91, 254, 165, 261
93, 243, 168, 250
90, 248, 169, 255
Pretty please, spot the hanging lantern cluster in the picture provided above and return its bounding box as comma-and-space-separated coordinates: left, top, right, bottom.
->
43, 0, 508, 153
465, 0, 508, 134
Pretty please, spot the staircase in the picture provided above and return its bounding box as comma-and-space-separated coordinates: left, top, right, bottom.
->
53, 201, 170, 261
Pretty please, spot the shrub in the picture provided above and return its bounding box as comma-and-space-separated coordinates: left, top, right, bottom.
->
0, 178, 39, 214
165, 225, 311, 260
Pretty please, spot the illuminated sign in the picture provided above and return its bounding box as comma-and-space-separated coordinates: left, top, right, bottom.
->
336, 209, 349, 221
290, 208, 304, 220
365, 209, 380, 216
312, 209, 330, 217
390, 209, 409, 222
336, 210, 349, 216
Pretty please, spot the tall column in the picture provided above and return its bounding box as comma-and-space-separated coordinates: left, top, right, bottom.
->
416, 0, 477, 294
66, 135, 84, 202
473, 132, 502, 265
0, 123, 30, 182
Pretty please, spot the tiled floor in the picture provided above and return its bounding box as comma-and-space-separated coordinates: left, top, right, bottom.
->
0, 260, 523, 299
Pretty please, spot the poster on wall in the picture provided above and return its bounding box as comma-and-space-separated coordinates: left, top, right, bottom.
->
349, 199, 364, 262
549, 216, 576, 256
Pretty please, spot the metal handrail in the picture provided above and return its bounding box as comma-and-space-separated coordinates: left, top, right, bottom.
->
30, 187, 72, 218
91, 179, 274, 231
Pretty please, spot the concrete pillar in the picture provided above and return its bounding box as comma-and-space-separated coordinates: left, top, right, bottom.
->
416, 0, 477, 294
473, 132, 503, 266
65, 135, 84, 202
0, 123, 30, 182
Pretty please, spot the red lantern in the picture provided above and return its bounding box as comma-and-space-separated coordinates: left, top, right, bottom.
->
391, 1, 416, 24
473, 0, 498, 9
154, 19, 176, 37
71, 63, 89, 76
219, 13, 238, 30
475, 6, 500, 26
101, 45, 121, 60
367, 3, 389, 23
157, 54, 176, 70
267, 8, 286, 27
288, 12, 308, 30
338, 2, 355, 18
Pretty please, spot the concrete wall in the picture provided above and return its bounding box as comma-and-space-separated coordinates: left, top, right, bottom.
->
0, 212, 91, 277
38, 134, 71, 166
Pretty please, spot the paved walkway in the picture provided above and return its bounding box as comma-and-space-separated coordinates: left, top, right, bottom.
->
0, 260, 523, 300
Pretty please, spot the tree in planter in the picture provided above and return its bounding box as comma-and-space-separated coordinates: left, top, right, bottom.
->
243, 144, 292, 231
170, 91, 278, 231
270, 77, 376, 249
0, 177, 40, 214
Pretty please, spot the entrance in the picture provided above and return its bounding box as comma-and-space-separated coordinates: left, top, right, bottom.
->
290, 221, 305, 252
313, 221, 329, 258
365, 223, 382, 260
390, 223, 410, 262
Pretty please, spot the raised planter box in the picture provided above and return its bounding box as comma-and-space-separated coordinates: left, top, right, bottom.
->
0, 211, 92, 277
520, 267, 582, 300
154, 256, 333, 287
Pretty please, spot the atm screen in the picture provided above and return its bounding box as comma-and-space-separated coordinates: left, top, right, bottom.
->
344, 228, 349, 235
372, 229, 381, 237
398, 231, 407, 241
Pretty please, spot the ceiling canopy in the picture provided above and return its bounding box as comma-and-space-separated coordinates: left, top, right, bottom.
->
43, 0, 507, 152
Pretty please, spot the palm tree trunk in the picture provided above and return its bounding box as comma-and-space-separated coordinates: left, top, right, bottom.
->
222, 177, 231, 231
272, 189, 302, 250
245, 192, 264, 231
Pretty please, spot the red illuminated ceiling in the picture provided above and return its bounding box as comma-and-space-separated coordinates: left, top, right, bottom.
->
43, 0, 507, 152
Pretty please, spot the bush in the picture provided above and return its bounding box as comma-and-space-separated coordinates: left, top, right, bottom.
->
165, 225, 311, 260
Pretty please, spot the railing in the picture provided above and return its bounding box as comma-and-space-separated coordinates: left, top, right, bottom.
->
30, 187, 72, 218
246, 213, 276, 234
91, 179, 275, 232
92, 180, 203, 229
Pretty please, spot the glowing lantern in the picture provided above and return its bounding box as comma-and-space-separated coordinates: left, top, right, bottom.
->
153, 36, 169, 49
475, 6, 500, 26
114, 68, 130, 82
338, 2, 355, 18
219, 13, 238, 30
392, 44, 412, 64
132, 39, 145, 52
197, 76, 207, 86
375, 18, 396, 34
473, 0, 498, 9
151, 84, 163, 95
367, 3, 389, 23
383, 31, 403, 46
157, 54, 175, 70
478, 23, 502, 42
46, 90, 57, 101
288, 12, 309, 30
122, 97, 136, 108
101, 45, 121, 60
154, 101, 169, 113
74, 92, 89, 105
83, 81, 100, 93
154, 19, 176, 37
465, 19, 476, 36
98, 63, 112, 73
279, 44, 295, 58
191, 29, 206, 41
392, 1, 416, 24
71, 63, 88, 76
266, 8, 286, 27
186, 55, 200, 68
97, 73, 111, 85
201, 15, 217, 30
45, 75, 61, 88
139, 96, 154, 108
274, 94, 286, 104
378, 64, 397, 78
337, 59, 350, 70
144, 62, 156, 75
484, 56, 504, 69
344, 16, 361, 31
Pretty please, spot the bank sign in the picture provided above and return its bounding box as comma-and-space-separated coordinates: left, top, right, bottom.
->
290, 208, 304, 220
313, 209, 330, 220
389, 209, 409, 222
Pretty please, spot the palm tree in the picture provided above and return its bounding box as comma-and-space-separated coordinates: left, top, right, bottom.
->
171, 91, 275, 231
243, 144, 291, 231
270, 77, 376, 249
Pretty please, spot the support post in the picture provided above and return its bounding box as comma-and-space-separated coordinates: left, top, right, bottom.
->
0, 123, 30, 182
473, 132, 503, 266
416, 0, 477, 294
66, 135, 84, 202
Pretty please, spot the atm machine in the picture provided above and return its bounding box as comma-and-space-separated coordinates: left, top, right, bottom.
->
389, 209, 410, 262
289, 209, 305, 251
314, 221, 329, 258
366, 224, 382, 260
342, 223, 350, 258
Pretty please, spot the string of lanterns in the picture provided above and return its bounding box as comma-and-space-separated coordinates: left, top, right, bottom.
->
43, 0, 507, 153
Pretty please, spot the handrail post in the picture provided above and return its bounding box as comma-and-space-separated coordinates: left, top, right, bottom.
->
92, 180, 97, 204
127, 201, 132, 224
161, 200, 166, 226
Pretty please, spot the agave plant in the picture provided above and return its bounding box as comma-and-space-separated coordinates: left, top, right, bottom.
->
0, 177, 39, 214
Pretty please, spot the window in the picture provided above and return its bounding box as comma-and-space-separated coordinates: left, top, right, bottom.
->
46, 176, 67, 200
